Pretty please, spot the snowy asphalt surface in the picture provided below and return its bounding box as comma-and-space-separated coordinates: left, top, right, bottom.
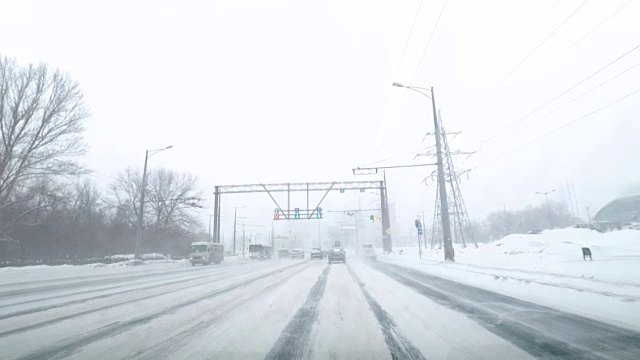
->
1, 258, 639, 359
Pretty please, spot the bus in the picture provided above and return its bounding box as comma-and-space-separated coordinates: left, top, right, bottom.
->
189, 242, 224, 266
249, 244, 273, 260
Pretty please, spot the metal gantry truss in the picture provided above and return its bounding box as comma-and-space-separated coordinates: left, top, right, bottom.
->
211, 180, 393, 251
430, 111, 477, 249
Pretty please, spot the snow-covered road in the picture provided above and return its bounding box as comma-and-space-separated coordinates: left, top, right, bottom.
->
1, 257, 639, 359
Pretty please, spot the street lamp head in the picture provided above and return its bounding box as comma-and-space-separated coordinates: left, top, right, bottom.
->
164, 145, 174, 149
392, 82, 404, 88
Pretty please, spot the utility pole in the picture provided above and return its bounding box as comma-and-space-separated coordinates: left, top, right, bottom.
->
585, 206, 592, 225
208, 214, 214, 241
271, 220, 275, 249
431, 88, 454, 261
422, 211, 427, 249
242, 223, 246, 259
497, 204, 508, 236
536, 189, 556, 229
503, 205, 508, 235
135, 150, 149, 260
232, 206, 246, 256
233, 208, 238, 256
135, 145, 173, 259
391, 82, 453, 260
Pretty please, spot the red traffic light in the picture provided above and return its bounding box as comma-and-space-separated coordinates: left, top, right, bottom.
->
273, 214, 280, 220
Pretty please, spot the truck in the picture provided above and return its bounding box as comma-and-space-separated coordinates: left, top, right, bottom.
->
249, 244, 273, 260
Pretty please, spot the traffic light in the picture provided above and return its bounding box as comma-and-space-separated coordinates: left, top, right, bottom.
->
370, 215, 375, 222
295, 214, 300, 219
274, 214, 280, 220
294, 208, 300, 219
317, 207, 323, 219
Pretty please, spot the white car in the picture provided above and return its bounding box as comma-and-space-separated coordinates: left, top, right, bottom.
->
360, 243, 377, 261
289, 249, 304, 259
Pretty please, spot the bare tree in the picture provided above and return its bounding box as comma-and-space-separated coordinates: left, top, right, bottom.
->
147, 168, 203, 228
109, 167, 143, 226
109, 167, 204, 253
0, 55, 88, 238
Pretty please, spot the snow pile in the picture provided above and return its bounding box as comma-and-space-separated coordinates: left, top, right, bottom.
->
381, 228, 640, 331
104, 253, 168, 261
0, 254, 181, 272
83, 258, 182, 268
394, 227, 639, 265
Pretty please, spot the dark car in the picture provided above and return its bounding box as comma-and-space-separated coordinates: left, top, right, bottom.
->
328, 247, 346, 264
289, 249, 304, 259
310, 248, 324, 259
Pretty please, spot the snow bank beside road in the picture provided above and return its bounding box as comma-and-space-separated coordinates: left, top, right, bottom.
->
383, 228, 640, 331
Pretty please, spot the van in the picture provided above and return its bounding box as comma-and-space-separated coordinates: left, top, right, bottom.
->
189, 242, 224, 266
360, 243, 377, 261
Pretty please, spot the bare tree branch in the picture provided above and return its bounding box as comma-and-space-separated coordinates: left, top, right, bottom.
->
0, 56, 88, 211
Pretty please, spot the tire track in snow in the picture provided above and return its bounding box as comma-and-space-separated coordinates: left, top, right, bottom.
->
0, 265, 282, 338
346, 265, 427, 360
0, 261, 256, 298
372, 262, 640, 360
10, 261, 312, 360
264, 265, 331, 360
0, 265, 253, 320
131, 261, 322, 360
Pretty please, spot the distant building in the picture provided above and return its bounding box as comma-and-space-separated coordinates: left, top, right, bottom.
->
593, 195, 640, 227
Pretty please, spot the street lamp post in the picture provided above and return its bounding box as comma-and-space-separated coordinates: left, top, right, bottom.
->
536, 189, 556, 229
135, 145, 173, 259
393, 82, 454, 261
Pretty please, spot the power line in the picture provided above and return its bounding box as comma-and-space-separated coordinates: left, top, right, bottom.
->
376, 0, 447, 168
507, 60, 640, 137
569, 0, 633, 49
496, 90, 638, 159
503, 0, 564, 62
493, 0, 591, 88
360, 147, 432, 167
369, 0, 424, 166
375, 0, 448, 166
394, 0, 424, 79
473, 90, 638, 169
473, 42, 640, 151
408, 0, 449, 84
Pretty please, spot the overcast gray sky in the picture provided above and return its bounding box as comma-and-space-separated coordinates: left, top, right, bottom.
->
1, 0, 639, 240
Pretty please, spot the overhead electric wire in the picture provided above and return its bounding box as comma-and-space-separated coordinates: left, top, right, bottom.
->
507, 60, 640, 136
495, 90, 639, 160
376, 0, 448, 166
407, 0, 449, 84
504, 0, 564, 61
393, 0, 424, 79
493, 0, 591, 88
473, 42, 640, 151
471, 90, 639, 170
368, 1, 429, 167
360, 147, 434, 167
568, 0, 633, 49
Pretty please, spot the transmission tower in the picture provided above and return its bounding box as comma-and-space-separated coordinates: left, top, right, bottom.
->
423, 111, 477, 249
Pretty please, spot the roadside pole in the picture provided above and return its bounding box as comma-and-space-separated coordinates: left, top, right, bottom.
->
415, 218, 423, 259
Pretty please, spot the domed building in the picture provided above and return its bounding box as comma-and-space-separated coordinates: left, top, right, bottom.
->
593, 195, 640, 228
